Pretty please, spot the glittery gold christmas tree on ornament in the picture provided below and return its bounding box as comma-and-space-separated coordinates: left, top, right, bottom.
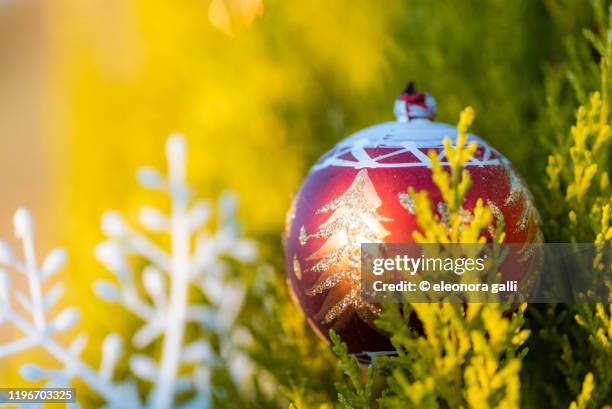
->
299, 169, 391, 327
284, 83, 542, 361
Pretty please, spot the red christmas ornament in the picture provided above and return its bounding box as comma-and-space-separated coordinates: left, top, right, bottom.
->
283, 83, 542, 362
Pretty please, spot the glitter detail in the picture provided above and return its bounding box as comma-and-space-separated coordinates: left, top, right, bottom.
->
504, 167, 537, 232
458, 207, 472, 224
301, 169, 391, 327
306, 270, 349, 295
299, 225, 308, 246
293, 255, 302, 280
398, 192, 416, 214
516, 208, 530, 231
315, 170, 392, 223
487, 200, 505, 237
438, 202, 450, 227
518, 227, 544, 263
505, 170, 523, 206
357, 302, 383, 322
518, 242, 537, 263
487, 200, 504, 224
436, 202, 473, 234
310, 247, 351, 272
322, 286, 360, 324
516, 230, 544, 298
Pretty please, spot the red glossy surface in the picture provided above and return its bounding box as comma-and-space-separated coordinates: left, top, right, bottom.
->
284, 145, 541, 356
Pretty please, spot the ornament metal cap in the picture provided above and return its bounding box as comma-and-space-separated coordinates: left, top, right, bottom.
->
393, 81, 436, 123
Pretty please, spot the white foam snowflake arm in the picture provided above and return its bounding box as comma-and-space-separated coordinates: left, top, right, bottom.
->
0, 209, 142, 409
94, 134, 258, 409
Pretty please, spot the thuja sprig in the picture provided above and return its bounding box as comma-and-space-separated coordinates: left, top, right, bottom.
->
546, 7, 612, 243
373, 107, 526, 409
329, 330, 373, 409
436, 106, 478, 214
538, 3, 612, 407
569, 373, 595, 409
410, 107, 495, 245
375, 302, 529, 409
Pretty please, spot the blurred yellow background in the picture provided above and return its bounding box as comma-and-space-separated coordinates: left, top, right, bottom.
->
0, 0, 404, 388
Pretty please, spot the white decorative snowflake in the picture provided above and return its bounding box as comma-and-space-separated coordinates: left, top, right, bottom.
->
0, 134, 258, 409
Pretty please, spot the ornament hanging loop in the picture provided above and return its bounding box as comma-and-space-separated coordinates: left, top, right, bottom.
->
394, 81, 436, 123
